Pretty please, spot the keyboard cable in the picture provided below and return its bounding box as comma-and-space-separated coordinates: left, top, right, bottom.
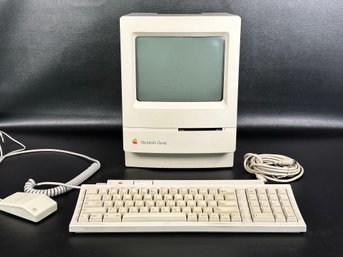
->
243, 153, 304, 183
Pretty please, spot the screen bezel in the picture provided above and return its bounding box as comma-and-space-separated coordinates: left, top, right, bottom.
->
120, 14, 241, 128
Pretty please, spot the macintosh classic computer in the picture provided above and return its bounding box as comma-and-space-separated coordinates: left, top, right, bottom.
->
120, 13, 241, 168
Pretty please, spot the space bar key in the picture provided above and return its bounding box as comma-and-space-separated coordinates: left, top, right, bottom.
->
122, 213, 186, 222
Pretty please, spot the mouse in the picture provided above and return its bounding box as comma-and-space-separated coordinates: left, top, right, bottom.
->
0, 192, 57, 222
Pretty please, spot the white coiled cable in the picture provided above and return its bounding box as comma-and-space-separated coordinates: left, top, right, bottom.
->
0, 131, 101, 197
243, 153, 304, 183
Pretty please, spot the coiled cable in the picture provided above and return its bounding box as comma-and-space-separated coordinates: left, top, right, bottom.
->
0, 131, 101, 197
243, 153, 304, 183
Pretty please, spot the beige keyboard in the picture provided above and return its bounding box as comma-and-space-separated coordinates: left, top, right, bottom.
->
69, 180, 306, 233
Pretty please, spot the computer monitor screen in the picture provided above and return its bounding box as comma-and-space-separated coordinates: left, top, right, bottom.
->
135, 36, 225, 102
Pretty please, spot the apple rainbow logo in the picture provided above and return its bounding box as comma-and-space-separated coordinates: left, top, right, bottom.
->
132, 138, 138, 144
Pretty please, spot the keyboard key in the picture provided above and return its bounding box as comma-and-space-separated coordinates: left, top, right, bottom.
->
161, 207, 170, 213
218, 200, 233, 207
160, 188, 169, 195
102, 195, 112, 201
184, 194, 193, 201
135, 201, 144, 208
153, 194, 162, 201
145, 200, 155, 208
230, 213, 242, 222
83, 201, 103, 207
125, 201, 134, 207
209, 213, 219, 222
197, 200, 207, 208
103, 213, 121, 222
81, 207, 107, 214
164, 194, 173, 201
104, 201, 113, 207
109, 188, 118, 194
219, 188, 235, 194
122, 213, 186, 222
139, 207, 149, 213
195, 194, 204, 201
189, 188, 198, 194
169, 188, 178, 195
156, 201, 165, 208
274, 212, 286, 222
112, 195, 122, 201
174, 194, 183, 201
86, 188, 98, 195
187, 213, 197, 221
166, 201, 175, 207
119, 188, 128, 195
203, 207, 213, 214
252, 213, 274, 222
193, 207, 202, 214
129, 188, 138, 195
209, 188, 218, 194
208, 201, 217, 207
118, 207, 128, 214
225, 194, 237, 201
129, 207, 138, 213
204, 194, 214, 201
114, 201, 124, 207
149, 188, 158, 195
215, 194, 224, 200
143, 194, 153, 201
261, 206, 272, 213
99, 188, 108, 195
150, 207, 159, 213
108, 207, 117, 213
182, 207, 192, 214
85, 195, 102, 201
89, 214, 103, 222
198, 213, 208, 222
177, 201, 186, 207
78, 214, 89, 222
133, 194, 142, 200
220, 214, 230, 222
171, 207, 181, 213
179, 188, 188, 195
199, 188, 208, 194
123, 194, 132, 201
214, 207, 239, 213
187, 201, 196, 207
139, 188, 148, 195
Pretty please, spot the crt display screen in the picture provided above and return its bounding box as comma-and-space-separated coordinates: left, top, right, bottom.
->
135, 36, 225, 102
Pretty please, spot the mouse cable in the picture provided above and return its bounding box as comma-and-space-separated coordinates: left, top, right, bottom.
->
0, 131, 101, 197
243, 153, 304, 183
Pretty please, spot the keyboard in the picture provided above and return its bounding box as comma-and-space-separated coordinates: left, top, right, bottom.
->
69, 180, 306, 233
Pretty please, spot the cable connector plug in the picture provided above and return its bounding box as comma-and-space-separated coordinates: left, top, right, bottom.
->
277, 158, 295, 166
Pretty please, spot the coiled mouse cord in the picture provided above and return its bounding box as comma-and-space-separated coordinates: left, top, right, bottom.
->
0, 131, 101, 197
